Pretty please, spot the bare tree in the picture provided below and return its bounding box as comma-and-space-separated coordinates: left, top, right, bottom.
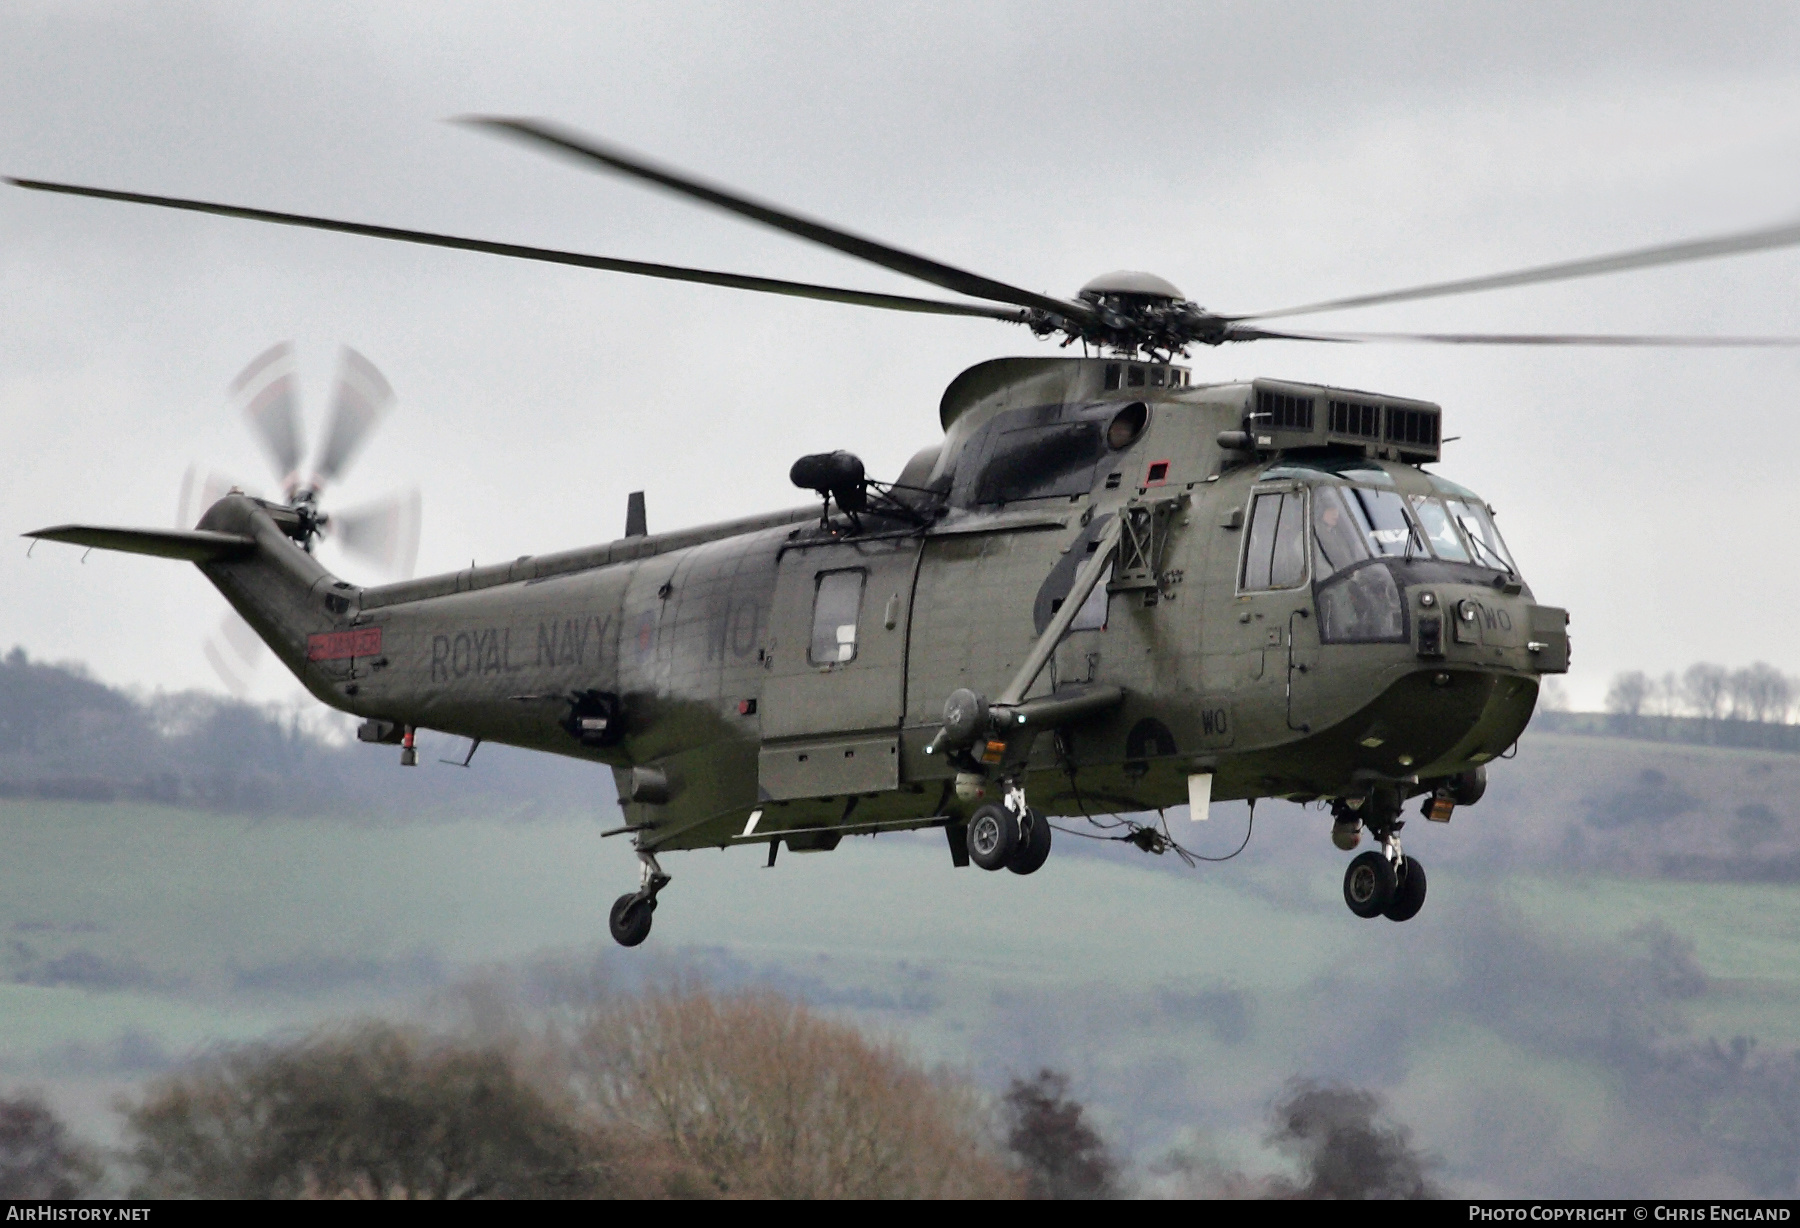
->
1682, 663, 1729, 720
571, 988, 1016, 1198
1001, 1069, 1118, 1199
123, 1023, 613, 1198
0, 1093, 102, 1198
1731, 662, 1792, 724
1264, 1081, 1438, 1200
1605, 671, 1652, 717
1649, 672, 1681, 717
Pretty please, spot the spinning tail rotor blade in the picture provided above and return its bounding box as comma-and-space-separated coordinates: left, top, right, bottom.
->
1240, 217, 1800, 322
312, 347, 395, 487
460, 117, 1094, 322
177, 465, 251, 528
202, 610, 265, 697
230, 342, 305, 486
332, 488, 421, 578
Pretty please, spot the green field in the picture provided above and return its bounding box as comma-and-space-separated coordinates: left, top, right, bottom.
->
5, 783, 1798, 1195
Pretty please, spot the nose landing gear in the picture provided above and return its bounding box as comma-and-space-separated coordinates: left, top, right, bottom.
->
609, 849, 671, 947
1335, 797, 1428, 922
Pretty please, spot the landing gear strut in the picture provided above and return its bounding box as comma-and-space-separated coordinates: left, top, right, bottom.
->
609, 849, 670, 947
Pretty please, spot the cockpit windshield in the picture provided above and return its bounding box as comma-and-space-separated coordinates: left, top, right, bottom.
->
1408, 496, 1470, 562
1343, 487, 1424, 559
1446, 499, 1515, 573
1309, 481, 1519, 578
1296, 470, 1523, 642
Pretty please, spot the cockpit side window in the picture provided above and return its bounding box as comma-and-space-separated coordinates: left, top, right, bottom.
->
1345, 487, 1425, 558
1311, 484, 1369, 580
1409, 496, 1471, 562
1448, 499, 1516, 573
1242, 489, 1308, 591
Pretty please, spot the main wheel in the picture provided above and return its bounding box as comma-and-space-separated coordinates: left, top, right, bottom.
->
1007, 808, 1052, 875
966, 804, 1018, 872
609, 893, 655, 946
1343, 850, 1396, 919
1383, 855, 1427, 922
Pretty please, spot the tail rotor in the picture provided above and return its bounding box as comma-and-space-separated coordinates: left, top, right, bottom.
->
186, 344, 420, 694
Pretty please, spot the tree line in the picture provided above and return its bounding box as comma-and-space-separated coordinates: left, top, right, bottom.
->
0, 986, 1436, 1200
0, 646, 597, 818
1604, 661, 1799, 723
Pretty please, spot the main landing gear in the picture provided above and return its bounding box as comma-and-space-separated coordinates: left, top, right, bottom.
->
609, 849, 671, 947
966, 785, 1052, 875
1333, 797, 1427, 923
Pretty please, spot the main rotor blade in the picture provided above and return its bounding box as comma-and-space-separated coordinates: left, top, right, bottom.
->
7, 178, 1029, 323
1226, 325, 1800, 346
1241, 217, 1800, 321
230, 341, 304, 486
461, 116, 1094, 323
332, 488, 421, 578
313, 347, 395, 487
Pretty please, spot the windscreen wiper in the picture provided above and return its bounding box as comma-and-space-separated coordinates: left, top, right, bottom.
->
1457, 516, 1514, 574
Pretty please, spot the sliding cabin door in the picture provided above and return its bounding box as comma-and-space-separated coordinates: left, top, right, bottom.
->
757, 536, 921, 801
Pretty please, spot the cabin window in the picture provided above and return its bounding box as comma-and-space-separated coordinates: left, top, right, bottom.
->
808, 569, 865, 664
1409, 496, 1470, 562
1447, 499, 1516, 573
1241, 490, 1308, 591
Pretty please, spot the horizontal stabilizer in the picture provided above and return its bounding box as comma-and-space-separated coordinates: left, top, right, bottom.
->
25, 525, 256, 562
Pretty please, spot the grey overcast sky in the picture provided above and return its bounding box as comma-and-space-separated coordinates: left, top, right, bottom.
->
4, 1, 1799, 707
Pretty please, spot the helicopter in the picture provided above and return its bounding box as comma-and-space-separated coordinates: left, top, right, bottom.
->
16, 117, 1800, 946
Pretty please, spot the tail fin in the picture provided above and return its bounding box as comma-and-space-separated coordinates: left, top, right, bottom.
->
28, 496, 365, 708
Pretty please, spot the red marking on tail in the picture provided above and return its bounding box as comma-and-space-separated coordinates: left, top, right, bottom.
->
307, 627, 382, 661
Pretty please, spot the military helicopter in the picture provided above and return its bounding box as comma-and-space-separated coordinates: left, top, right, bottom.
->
16, 118, 1800, 945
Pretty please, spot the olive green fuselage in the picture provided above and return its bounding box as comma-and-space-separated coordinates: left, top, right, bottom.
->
196, 357, 1566, 858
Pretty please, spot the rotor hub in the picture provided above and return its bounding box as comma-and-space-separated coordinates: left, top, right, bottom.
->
1019, 271, 1229, 358
1078, 270, 1185, 301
